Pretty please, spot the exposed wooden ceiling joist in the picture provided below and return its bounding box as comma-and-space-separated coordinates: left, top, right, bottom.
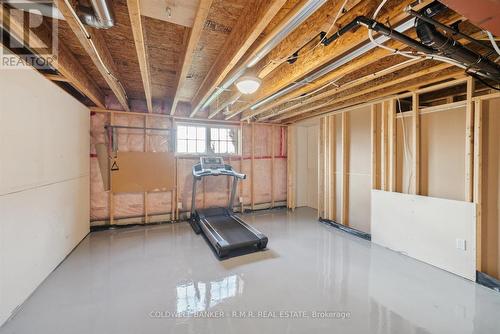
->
0, 6, 105, 107
225, 0, 429, 120
189, 0, 288, 117
54, 0, 130, 111
274, 61, 452, 121
127, 0, 153, 113
242, 7, 463, 121
170, 0, 213, 115
284, 67, 465, 123
263, 19, 479, 122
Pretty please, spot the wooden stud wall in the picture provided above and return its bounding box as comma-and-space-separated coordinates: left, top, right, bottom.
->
92, 109, 287, 224
313, 79, 500, 273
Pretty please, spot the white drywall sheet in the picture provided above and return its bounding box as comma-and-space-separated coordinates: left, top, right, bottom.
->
371, 190, 476, 280
0, 48, 90, 326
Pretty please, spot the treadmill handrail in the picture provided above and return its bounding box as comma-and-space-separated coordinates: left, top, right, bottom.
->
192, 163, 246, 179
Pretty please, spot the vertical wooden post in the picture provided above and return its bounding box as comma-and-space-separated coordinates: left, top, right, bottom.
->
175, 157, 179, 220
287, 125, 296, 210
412, 93, 420, 195
341, 112, 349, 226
388, 99, 397, 192
318, 119, 325, 217
329, 116, 336, 220
144, 115, 148, 224
251, 123, 255, 210
473, 100, 483, 271
381, 101, 388, 191
465, 77, 475, 202
324, 117, 330, 219
239, 123, 244, 213
109, 112, 115, 225
271, 125, 275, 208
370, 104, 378, 190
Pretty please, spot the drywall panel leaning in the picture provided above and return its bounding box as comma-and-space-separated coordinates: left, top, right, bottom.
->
371, 190, 476, 280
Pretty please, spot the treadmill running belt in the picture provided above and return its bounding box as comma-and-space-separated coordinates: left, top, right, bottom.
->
205, 216, 261, 245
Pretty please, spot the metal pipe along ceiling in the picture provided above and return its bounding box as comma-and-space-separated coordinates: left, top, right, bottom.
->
77, 0, 115, 29
198, 0, 329, 113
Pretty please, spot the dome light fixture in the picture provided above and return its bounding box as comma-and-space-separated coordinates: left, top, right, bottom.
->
235, 76, 261, 95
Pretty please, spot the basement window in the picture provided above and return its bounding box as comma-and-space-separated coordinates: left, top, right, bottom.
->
176, 123, 240, 155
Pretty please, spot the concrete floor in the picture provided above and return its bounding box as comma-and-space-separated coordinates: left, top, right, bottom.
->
1, 207, 500, 334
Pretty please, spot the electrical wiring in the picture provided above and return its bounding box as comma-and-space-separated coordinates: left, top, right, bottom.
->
485, 30, 500, 57
62, 0, 128, 100
263, 0, 351, 69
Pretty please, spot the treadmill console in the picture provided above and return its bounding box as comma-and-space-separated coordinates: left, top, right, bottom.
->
200, 156, 225, 170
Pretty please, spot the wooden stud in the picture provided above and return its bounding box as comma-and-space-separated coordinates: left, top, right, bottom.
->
329, 116, 336, 220
144, 115, 148, 223
412, 93, 420, 195
389, 99, 397, 192
324, 117, 330, 219
251, 123, 255, 210
380, 101, 388, 191
370, 104, 378, 190
318, 119, 325, 217
170, 0, 213, 115
287, 125, 296, 210
240, 123, 244, 212
271, 125, 275, 208
109, 112, 115, 225
473, 100, 483, 271
465, 77, 475, 202
341, 112, 349, 226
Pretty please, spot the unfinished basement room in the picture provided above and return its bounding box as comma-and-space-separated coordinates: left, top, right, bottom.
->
1, 0, 500, 333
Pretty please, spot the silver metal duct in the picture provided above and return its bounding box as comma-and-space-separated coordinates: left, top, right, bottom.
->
78, 0, 115, 29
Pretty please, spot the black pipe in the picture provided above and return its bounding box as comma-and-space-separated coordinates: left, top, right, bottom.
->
322, 15, 435, 54
406, 8, 494, 53
320, 10, 500, 82
415, 3, 500, 81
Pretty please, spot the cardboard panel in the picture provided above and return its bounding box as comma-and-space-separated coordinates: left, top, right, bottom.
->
111, 152, 175, 193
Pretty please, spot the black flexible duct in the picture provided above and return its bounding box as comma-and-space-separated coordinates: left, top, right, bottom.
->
415, 2, 500, 81
320, 2, 500, 82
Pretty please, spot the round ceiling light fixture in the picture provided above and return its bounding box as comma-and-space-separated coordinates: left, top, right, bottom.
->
235, 76, 261, 95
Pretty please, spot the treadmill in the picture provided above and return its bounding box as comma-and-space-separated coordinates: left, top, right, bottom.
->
190, 157, 268, 258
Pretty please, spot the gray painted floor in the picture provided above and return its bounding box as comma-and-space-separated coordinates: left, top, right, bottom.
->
1, 207, 500, 334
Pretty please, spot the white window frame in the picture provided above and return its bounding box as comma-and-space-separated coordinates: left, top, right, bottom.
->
175, 122, 241, 156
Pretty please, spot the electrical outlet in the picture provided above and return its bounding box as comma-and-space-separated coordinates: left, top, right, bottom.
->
456, 239, 466, 251
177, 202, 183, 210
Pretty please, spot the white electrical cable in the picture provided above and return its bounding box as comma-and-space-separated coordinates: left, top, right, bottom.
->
62, 0, 128, 100
266, 0, 351, 68
486, 30, 500, 57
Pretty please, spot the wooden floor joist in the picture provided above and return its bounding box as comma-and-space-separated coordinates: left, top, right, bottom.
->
127, 0, 153, 113
170, 0, 213, 115
190, 0, 287, 117
54, 0, 129, 111
0, 5, 105, 107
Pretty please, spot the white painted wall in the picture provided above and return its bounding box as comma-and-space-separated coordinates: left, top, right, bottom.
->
294, 121, 319, 209
0, 49, 90, 326
371, 190, 476, 280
